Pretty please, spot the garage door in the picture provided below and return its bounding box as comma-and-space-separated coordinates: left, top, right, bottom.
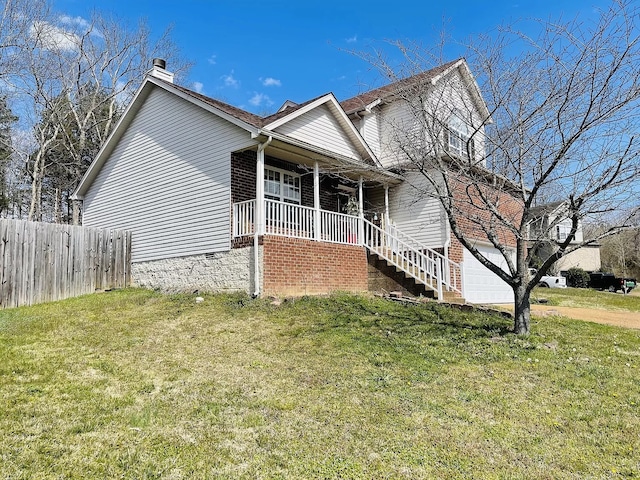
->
462, 246, 514, 304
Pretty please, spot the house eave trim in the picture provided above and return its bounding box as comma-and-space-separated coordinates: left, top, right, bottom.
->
263, 93, 381, 167
254, 129, 402, 184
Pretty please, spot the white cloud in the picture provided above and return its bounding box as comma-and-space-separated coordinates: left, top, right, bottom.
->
249, 92, 273, 107
221, 71, 239, 88
208, 54, 217, 65
58, 15, 91, 30
261, 77, 281, 87
30, 21, 79, 52
58, 14, 103, 38
346, 35, 357, 43
192, 81, 204, 94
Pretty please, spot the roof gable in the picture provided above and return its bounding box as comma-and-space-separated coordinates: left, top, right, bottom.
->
340, 58, 491, 122
73, 77, 259, 199
272, 103, 361, 160
263, 93, 377, 164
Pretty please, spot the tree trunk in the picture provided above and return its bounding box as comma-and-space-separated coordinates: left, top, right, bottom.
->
513, 284, 531, 335
28, 155, 43, 221
54, 187, 61, 223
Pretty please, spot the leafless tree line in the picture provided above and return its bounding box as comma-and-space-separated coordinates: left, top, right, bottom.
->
0, 0, 189, 222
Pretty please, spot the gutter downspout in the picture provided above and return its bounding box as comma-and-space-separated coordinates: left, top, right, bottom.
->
254, 136, 272, 298
443, 208, 452, 296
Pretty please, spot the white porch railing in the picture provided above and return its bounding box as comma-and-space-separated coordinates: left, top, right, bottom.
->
320, 209, 360, 244
233, 199, 255, 237
264, 200, 315, 239
232, 199, 461, 297
233, 199, 360, 244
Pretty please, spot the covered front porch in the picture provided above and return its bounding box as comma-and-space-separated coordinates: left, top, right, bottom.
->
230, 132, 396, 245
229, 133, 461, 299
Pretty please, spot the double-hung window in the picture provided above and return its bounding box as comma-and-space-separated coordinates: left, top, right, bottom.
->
446, 109, 475, 159
264, 167, 300, 204
556, 223, 570, 241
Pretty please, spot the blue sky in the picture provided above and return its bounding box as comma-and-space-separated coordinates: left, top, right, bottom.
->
57, 0, 611, 114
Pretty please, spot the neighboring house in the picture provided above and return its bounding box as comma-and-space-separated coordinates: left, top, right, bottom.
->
72, 58, 517, 303
528, 201, 601, 273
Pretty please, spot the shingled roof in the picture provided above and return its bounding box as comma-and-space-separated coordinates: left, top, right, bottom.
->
340, 59, 462, 114
162, 80, 334, 130
159, 59, 463, 129
168, 82, 264, 127
529, 201, 566, 219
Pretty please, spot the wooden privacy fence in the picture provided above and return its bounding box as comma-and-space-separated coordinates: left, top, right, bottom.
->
0, 219, 132, 308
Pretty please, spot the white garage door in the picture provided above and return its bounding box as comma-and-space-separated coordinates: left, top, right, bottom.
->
462, 246, 514, 304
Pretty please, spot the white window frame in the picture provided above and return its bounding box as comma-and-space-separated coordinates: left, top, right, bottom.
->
447, 109, 473, 158
264, 166, 301, 204
556, 223, 571, 241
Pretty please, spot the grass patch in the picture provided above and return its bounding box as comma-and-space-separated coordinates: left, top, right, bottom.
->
531, 286, 640, 311
1, 289, 639, 478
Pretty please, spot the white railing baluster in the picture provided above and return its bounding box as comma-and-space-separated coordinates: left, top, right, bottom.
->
232, 199, 461, 298
361, 218, 462, 296
233, 200, 256, 237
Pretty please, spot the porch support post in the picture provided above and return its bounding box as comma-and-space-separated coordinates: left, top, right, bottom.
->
313, 161, 320, 241
256, 146, 265, 235
358, 176, 364, 246
384, 185, 390, 225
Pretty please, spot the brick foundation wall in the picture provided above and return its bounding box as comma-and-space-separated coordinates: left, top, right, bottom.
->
262, 236, 368, 296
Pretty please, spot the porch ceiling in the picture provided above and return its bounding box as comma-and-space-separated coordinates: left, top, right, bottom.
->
254, 132, 403, 185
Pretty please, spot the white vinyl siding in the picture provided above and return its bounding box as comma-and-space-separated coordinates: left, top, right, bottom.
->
360, 114, 381, 158
551, 216, 583, 242
377, 100, 418, 168
372, 68, 486, 168
82, 87, 253, 262
386, 172, 447, 248
274, 104, 361, 159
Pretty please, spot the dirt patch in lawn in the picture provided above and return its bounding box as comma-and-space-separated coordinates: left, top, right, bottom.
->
528, 304, 640, 330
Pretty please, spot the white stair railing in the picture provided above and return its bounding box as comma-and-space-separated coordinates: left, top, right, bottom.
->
233, 200, 461, 299
363, 218, 462, 297
384, 221, 461, 293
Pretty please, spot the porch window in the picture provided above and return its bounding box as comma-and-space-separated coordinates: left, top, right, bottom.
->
265, 167, 300, 204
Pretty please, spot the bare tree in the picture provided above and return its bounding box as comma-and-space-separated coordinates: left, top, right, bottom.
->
0, 0, 48, 78
3, 1, 189, 222
355, 0, 640, 334
600, 218, 640, 280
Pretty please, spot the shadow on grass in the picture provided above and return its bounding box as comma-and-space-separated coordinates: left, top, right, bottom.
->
275, 294, 514, 343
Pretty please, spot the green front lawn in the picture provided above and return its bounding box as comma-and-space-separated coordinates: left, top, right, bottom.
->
532, 286, 640, 311
1, 289, 638, 478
